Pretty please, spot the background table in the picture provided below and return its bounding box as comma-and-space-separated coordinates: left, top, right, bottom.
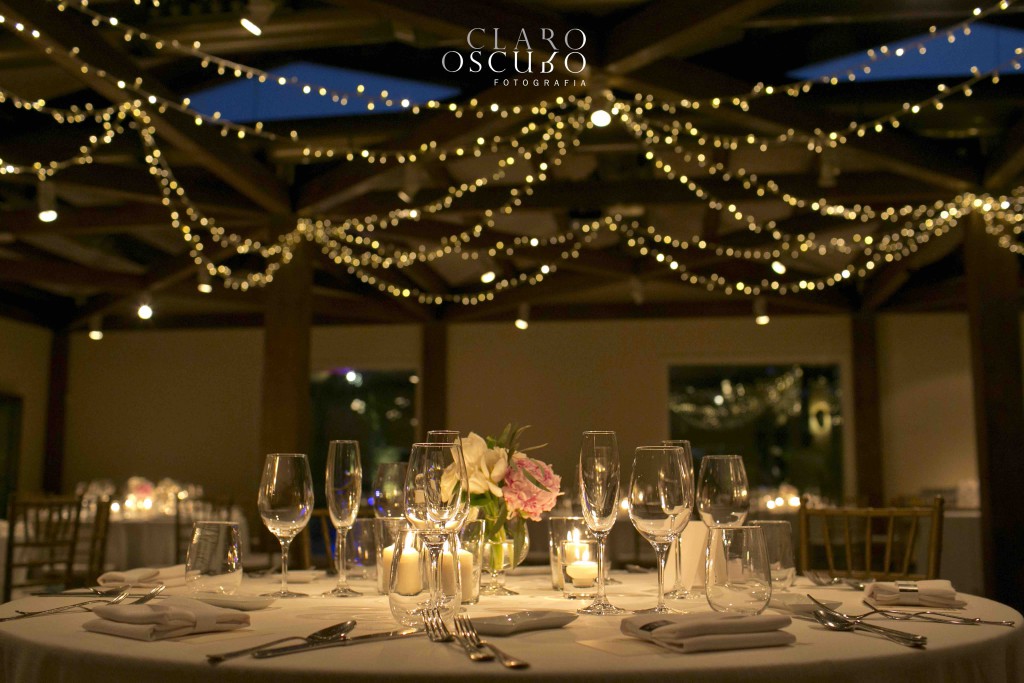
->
0, 573, 1020, 683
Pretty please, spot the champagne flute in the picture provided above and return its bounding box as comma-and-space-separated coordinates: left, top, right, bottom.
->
404, 442, 469, 609
323, 440, 362, 597
696, 455, 749, 527
258, 453, 314, 598
577, 431, 627, 616
372, 462, 408, 518
662, 440, 697, 599
629, 446, 693, 613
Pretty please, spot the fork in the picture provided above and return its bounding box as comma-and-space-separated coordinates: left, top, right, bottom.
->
423, 609, 492, 662
1, 588, 133, 621
856, 600, 1015, 627
454, 614, 529, 669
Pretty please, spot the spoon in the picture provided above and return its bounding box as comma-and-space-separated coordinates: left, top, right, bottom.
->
813, 609, 927, 648
206, 620, 357, 664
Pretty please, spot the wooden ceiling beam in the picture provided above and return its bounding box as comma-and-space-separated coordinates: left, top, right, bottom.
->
615, 59, 980, 193
984, 114, 1024, 191
859, 230, 965, 311
0, 203, 247, 236
602, 0, 784, 74
0, 257, 145, 290
0, 0, 291, 215
743, 0, 1024, 28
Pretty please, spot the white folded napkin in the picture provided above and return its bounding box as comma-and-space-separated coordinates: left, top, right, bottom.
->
864, 579, 967, 608
97, 565, 187, 588
621, 613, 795, 654
83, 597, 250, 641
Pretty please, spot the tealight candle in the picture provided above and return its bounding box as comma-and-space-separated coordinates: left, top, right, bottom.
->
563, 541, 590, 563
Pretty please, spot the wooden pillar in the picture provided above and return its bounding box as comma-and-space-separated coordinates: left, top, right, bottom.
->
851, 312, 884, 506
420, 321, 448, 434
42, 330, 68, 493
964, 212, 1024, 607
260, 238, 313, 565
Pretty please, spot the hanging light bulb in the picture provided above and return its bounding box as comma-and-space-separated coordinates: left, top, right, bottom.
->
480, 270, 496, 284
588, 84, 613, 127
137, 293, 153, 320
240, 0, 275, 36
514, 303, 530, 330
197, 269, 214, 294
754, 297, 770, 326
590, 108, 612, 127
37, 181, 58, 223
87, 316, 103, 341
771, 260, 787, 275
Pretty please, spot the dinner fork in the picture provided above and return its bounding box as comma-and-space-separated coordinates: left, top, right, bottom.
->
422, 609, 491, 662
855, 600, 1015, 627
454, 615, 529, 669
1, 588, 132, 621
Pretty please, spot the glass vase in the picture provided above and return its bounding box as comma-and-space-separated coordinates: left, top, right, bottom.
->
481, 514, 529, 596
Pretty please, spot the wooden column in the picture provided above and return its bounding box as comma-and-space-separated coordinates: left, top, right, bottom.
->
420, 321, 448, 434
851, 312, 884, 506
260, 238, 313, 565
963, 212, 1024, 607
42, 329, 68, 493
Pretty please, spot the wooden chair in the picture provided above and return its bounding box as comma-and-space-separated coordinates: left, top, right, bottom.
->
3, 494, 83, 602
301, 509, 337, 572
68, 497, 112, 587
798, 496, 944, 581
174, 495, 234, 564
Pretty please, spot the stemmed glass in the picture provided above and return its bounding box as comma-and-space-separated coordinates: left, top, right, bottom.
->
258, 453, 314, 598
577, 431, 627, 616
661, 439, 696, 599
629, 446, 693, 613
372, 463, 408, 518
404, 441, 469, 609
696, 455, 749, 527
323, 440, 362, 597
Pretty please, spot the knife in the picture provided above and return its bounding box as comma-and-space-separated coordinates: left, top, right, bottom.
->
252, 628, 425, 658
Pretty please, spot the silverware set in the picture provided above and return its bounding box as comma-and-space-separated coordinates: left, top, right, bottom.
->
423, 609, 529, 669
0, 585, 166, 622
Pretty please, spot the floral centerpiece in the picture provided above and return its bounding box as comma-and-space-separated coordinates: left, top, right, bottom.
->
444, 424, 561, 575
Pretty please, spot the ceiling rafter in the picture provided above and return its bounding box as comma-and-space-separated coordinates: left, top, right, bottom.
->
0, 0, 291, 215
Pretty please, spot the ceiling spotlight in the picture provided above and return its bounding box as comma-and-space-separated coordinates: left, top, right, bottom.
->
480, 270, 496, 284
754, 297, 770, 326
771, 260, 787, 275
87, 316, 103, 341
514, 303, 530, 330
197, 269, 213, 294
37, 181, 58, 223
240, 0, 275, 36
137, 293, 153, 320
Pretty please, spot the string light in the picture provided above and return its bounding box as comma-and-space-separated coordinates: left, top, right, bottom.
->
514, 304, 530, 330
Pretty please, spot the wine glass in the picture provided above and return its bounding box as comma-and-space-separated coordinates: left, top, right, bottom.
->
629, 446, 693, 613
404, 442, 469, 609
577, 431, 627, 616
258, 453, 314, 598
696, 455, 749, 527
372, 462, 408, 518
661, 439, 697, 599
323, 440, 362, 598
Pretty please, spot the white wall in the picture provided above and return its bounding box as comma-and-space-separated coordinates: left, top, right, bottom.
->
0, 318, 52, 492
447, 316, 856, 499
877, 314, 978, 499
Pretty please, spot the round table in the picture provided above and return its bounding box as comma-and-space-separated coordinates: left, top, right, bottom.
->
0, 573, 1020, 683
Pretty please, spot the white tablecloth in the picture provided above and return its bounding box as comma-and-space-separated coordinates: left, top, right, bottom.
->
0, 573, 1020, 683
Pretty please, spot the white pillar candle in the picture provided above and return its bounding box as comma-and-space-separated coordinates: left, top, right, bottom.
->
567, 560, 598, 587
381, 543, 423, 595
441, 548, 473, 596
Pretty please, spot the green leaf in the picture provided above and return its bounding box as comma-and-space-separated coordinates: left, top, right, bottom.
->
520, 466, 552, 493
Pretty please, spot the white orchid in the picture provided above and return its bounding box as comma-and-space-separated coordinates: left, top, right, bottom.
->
440, 432, 508, 500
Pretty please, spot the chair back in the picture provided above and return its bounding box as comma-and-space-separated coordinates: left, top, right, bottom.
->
301, 509, 336, 571
4, 494, 83, 602
798, 496, 944, 580
174, 495, 233, 564
84, 497, 112, 585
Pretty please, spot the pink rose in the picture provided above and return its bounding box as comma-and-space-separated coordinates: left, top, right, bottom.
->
503, 453, 561, 522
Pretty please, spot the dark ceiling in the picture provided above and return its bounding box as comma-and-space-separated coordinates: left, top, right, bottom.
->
0, 0, 1021, 331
